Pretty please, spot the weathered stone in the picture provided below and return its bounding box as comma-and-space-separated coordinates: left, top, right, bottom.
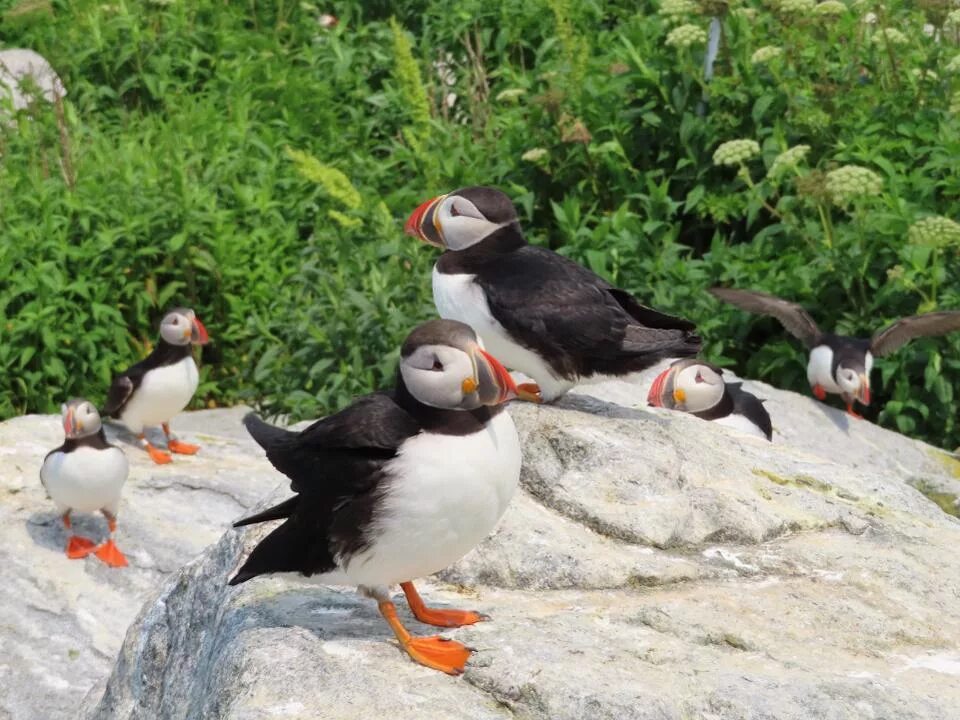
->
4, 364, 960, 720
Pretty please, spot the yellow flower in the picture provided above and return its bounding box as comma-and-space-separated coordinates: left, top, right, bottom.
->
666, 24, 708, 49
813, 0, 846, 15
769, 145, 811, 177
496, 88, 527, 102
778, 0, 816, 13
751, 46, 783, 64
825, 165, 882, 206
713, 139, 761, 167
659, 0, 698, 21
522, 148, 549, 162
878, 28, 909, 46
908, 216, 960, 249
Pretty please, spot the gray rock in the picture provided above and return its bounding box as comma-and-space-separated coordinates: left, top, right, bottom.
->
5, 366, 960, 719
0, 49, 66, 111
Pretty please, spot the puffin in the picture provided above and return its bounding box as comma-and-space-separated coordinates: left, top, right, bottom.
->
229, 319, 532, 675
710, 287, 960, 418
103, 307, 209, 464
404, 186, 702, 402
40, 398, 130, 566
647, 359, 773, 441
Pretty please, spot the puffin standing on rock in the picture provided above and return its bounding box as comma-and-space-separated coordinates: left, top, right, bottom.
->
40, 399, 129, 566
405, 186, 701, 402
230, 319, 532, 675
710, 287, 960, 418
103, 307, 209, 464
648, 359, 773, 441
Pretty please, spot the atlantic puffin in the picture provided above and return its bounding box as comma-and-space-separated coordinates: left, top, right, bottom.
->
40, 398, 129, 566
404, 186, 702, 402
647, 359, 773, 441
230, 319, 531, 675
103, 307, 209, 464
710, 287, 960, 418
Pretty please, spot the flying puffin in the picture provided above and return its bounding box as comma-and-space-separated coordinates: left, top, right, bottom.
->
404, 186, 702, 402
40, 398, 130, 566
103, 307, 209, 464
647, 359, 773, 441
230, 319, 531, 675
710, 287, 960, 418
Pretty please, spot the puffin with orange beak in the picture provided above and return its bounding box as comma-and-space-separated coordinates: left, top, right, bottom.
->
230, 319, 533, 675
710, 287, 960, 418
648, 359, 772, 441
40, 399, 130, 566
103, 307, 210, 463
405, 186, 701, 402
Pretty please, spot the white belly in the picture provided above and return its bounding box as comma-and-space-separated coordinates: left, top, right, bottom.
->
432, 267, 574, 400
714, 413, 770, 440
119, 356, 199, 432
40, 446, 129, 514
807, 345, 841, 394
341, 410, 521, 586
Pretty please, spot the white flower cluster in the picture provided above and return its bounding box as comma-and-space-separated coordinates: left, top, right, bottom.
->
813, 1, 846, 16
659, 0, 698, 21
496, 88, 526, 102
778, 0, 816, 13
666, 23, 708, 49
908, 216, 960, 248
751, 46, 784, 64
825, 165, 883, 205
713, 139, 761, 167
521, 148, 548, 163
879, 28, 909, 46
911, 68, 938, 81
947, 9, 960, 29
945, 55, 960, 74
733, 7, 758, 19
769, 145, 811, 177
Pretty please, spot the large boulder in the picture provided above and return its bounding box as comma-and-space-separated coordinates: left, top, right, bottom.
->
80, 365, 960, 720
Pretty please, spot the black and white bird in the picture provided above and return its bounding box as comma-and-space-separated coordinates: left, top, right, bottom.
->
229, 319, 531, 675
647, 359, 773, 441
103, 307, 209, 464
710, 287, 960, 418
40, 399, 129, 566
404, 186, 702, 402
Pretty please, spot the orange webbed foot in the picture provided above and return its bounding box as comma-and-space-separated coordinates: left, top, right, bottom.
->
812, 384, 827, 401
66, 536, 96, 559
146, 444, 173, 464
411, 606, 487, 628
402, 636, 472, 675
167, 439, 200, 455
516, 382, 543, 403
94, 539, 129, 568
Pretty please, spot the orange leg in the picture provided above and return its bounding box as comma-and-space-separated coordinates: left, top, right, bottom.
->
378, 600, 472, 675
163, 423, 200, 455
812, 384, 827, 401
516, 382, 543, 404
93, 510, 128, 568
401, 581, 487, 628
845, 403, 863, 420
139, 434, 172, 464
62, 511, 96, 559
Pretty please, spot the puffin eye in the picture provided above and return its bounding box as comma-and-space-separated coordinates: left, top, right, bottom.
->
432, 358, 444, 371
172, 317, 179, 325
695, 372, 704, 383
449, 203, 460, 218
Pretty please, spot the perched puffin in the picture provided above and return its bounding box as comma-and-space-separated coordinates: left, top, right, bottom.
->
230, 319, 531, 675
103, 307, 209, 464
40, 399, 129, 566
404, 186, 702, 402
647, 359, 773, 441
710, 287, 960, 418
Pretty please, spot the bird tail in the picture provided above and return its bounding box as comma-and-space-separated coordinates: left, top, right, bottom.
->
233, 495, 299, 528
229, 519, 309, 585
244, 412, 295, 451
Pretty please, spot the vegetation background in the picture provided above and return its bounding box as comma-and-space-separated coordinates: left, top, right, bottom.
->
1, 0, 959, 448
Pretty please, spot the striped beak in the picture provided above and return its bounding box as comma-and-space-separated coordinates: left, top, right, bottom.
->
191, 316, 209, 345
404, 195, 447, 248
63, 406, 78, 437
856, 374, 870, 405
648, 366, 681, 409
472, 347, 520, 406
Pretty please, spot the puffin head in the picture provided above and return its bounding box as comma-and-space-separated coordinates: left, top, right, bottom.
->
404, 186, 519, 251
61, 398, 102, 439
647, 359, 726, 412
399, 319, 527, 410
836, 364, 870, 405
159, 307, 209, 347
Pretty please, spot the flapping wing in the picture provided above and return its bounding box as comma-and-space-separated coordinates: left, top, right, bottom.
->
870, 311, 960, 357
710, 287, 822, 348
102, 374, 136, 417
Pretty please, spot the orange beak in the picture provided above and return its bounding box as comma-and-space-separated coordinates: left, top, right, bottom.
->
404, 195, 446, 248
192, 317, 209, 345
856, 374, 870, 405
647, 367, 673, 408
474, 347, 519, 405
63, 406, 77, 436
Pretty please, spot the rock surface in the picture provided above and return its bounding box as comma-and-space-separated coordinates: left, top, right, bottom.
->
4, 365, 960, 719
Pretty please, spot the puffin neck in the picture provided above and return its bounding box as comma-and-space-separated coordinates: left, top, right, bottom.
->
61, 428, 112, 452
689, 387, 735, 422
149, 337, 195, 365
436, 222, 525, 273
392, 367, 501, 435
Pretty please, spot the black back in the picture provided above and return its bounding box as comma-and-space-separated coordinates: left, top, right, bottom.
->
102, 340, 193, 417
822, 334, 871, 375
690, 383, 772, 441
437, 226, 700, 379
229, 372, 503, 585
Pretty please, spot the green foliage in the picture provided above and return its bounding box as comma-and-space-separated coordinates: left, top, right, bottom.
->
1, 0, 959, 449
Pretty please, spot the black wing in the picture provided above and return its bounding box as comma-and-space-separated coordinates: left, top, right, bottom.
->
710, 287, 823, 348
230, 393, 421, 585
478, 247, 700, 377
728, 383, 773, 441
102, 363, 149, 417
870, 311, 960, 357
